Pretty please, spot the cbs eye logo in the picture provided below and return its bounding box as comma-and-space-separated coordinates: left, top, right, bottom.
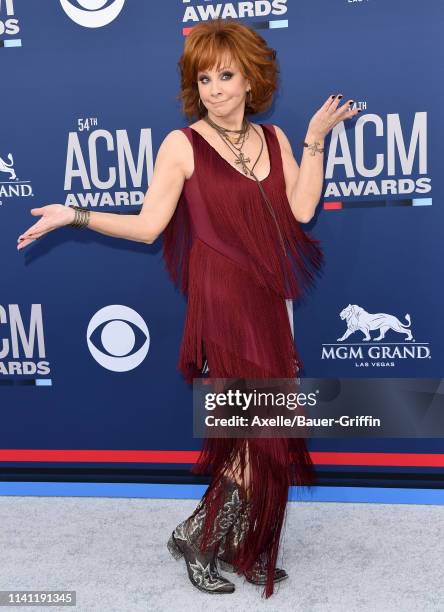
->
87, 305, 150, 372
59, 0, 125, 28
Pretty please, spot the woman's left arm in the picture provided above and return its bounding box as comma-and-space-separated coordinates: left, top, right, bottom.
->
274, 94, 361, 223
273, 124, 324, 224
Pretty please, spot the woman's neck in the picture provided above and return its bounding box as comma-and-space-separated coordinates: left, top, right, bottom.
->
205, 111, 246, 132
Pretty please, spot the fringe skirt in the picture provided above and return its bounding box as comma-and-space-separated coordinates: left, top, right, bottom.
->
177, 239, 317, 598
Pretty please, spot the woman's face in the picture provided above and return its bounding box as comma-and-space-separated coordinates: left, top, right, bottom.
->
196, 55, 250, 118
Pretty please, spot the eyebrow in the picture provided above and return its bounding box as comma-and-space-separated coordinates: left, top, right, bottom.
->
198, 65, 232, 74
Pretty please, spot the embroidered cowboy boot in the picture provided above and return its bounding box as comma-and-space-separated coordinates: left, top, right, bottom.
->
217, 511, 288, 584
167, 476, 243, 594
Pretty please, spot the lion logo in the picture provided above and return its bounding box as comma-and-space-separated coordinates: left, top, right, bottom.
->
337, 304, 414, 342
0, 153, 17, 181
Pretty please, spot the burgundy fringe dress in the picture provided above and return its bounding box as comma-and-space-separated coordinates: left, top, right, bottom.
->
162, 123, 324, 598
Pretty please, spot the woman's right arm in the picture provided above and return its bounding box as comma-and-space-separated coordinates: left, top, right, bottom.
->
17, 130, 189, 250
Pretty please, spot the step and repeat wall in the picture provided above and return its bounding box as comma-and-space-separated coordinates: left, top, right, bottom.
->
1, 0, 443, 487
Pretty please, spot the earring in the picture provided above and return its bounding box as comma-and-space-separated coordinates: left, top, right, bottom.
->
246, 89, 252, 104
198, 97, 206, 112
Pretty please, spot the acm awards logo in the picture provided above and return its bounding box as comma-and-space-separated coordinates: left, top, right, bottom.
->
0, 305, 50, 377
59, 0, 125, 28
64, 118, 153, 208
322, 304, 431, 369
324, 112, 431, 201
182, 0, 288, 23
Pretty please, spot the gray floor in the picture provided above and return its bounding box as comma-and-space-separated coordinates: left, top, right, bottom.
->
0, 495, 443, 612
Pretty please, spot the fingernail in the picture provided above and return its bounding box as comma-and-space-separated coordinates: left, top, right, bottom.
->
357, 109, 362, 112
338, 95, 343, 99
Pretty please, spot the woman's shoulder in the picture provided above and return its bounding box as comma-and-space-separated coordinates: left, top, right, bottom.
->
157, 128, 194, 156
265, 123, 295, 156
155, 129, 194, 180
252, 122, 293, 155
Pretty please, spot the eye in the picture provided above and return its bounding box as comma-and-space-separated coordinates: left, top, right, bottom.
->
198, 71, 233, 84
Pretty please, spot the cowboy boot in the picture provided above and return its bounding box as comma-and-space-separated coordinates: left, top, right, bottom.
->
217, 510, 288, 584
167, 476, 243, 594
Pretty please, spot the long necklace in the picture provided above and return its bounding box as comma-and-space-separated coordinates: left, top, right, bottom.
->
202, 114, 287, 256
204, 114, 256, 176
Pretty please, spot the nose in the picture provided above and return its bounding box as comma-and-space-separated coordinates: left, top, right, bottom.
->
209, 81, 222, 98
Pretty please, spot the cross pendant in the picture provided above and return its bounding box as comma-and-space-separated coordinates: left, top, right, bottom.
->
235, 151, 251, 175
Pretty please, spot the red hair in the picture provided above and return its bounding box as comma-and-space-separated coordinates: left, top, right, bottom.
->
177, 19, 279, 120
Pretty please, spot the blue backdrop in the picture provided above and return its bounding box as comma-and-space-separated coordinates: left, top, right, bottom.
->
1, 0, 442, 486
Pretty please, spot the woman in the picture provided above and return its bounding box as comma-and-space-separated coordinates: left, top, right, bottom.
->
17, 19, 359, 599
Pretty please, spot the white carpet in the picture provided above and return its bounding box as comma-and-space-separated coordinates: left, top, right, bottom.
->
0, 495, 442, 612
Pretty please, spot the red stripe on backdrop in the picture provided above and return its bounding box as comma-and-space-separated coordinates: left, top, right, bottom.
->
323, 201, 343, 210
0, 450, 443, 467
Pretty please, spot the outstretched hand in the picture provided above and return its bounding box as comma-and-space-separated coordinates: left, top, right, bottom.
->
308, 94, 362, 140
17, 204, 74, 251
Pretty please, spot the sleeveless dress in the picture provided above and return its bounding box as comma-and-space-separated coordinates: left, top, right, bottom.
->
162, 123, 324, 598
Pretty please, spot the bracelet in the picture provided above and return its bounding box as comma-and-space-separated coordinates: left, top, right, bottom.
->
301, 140, 325, 156
69, 205, 91, 229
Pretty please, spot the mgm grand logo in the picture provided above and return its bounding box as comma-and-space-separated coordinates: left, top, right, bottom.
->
322, 304, 431, 368
0, 149, 33, 205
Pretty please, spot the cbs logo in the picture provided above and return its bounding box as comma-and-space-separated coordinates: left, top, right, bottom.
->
59, 0, 125, 28
87, 305, 150, 372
